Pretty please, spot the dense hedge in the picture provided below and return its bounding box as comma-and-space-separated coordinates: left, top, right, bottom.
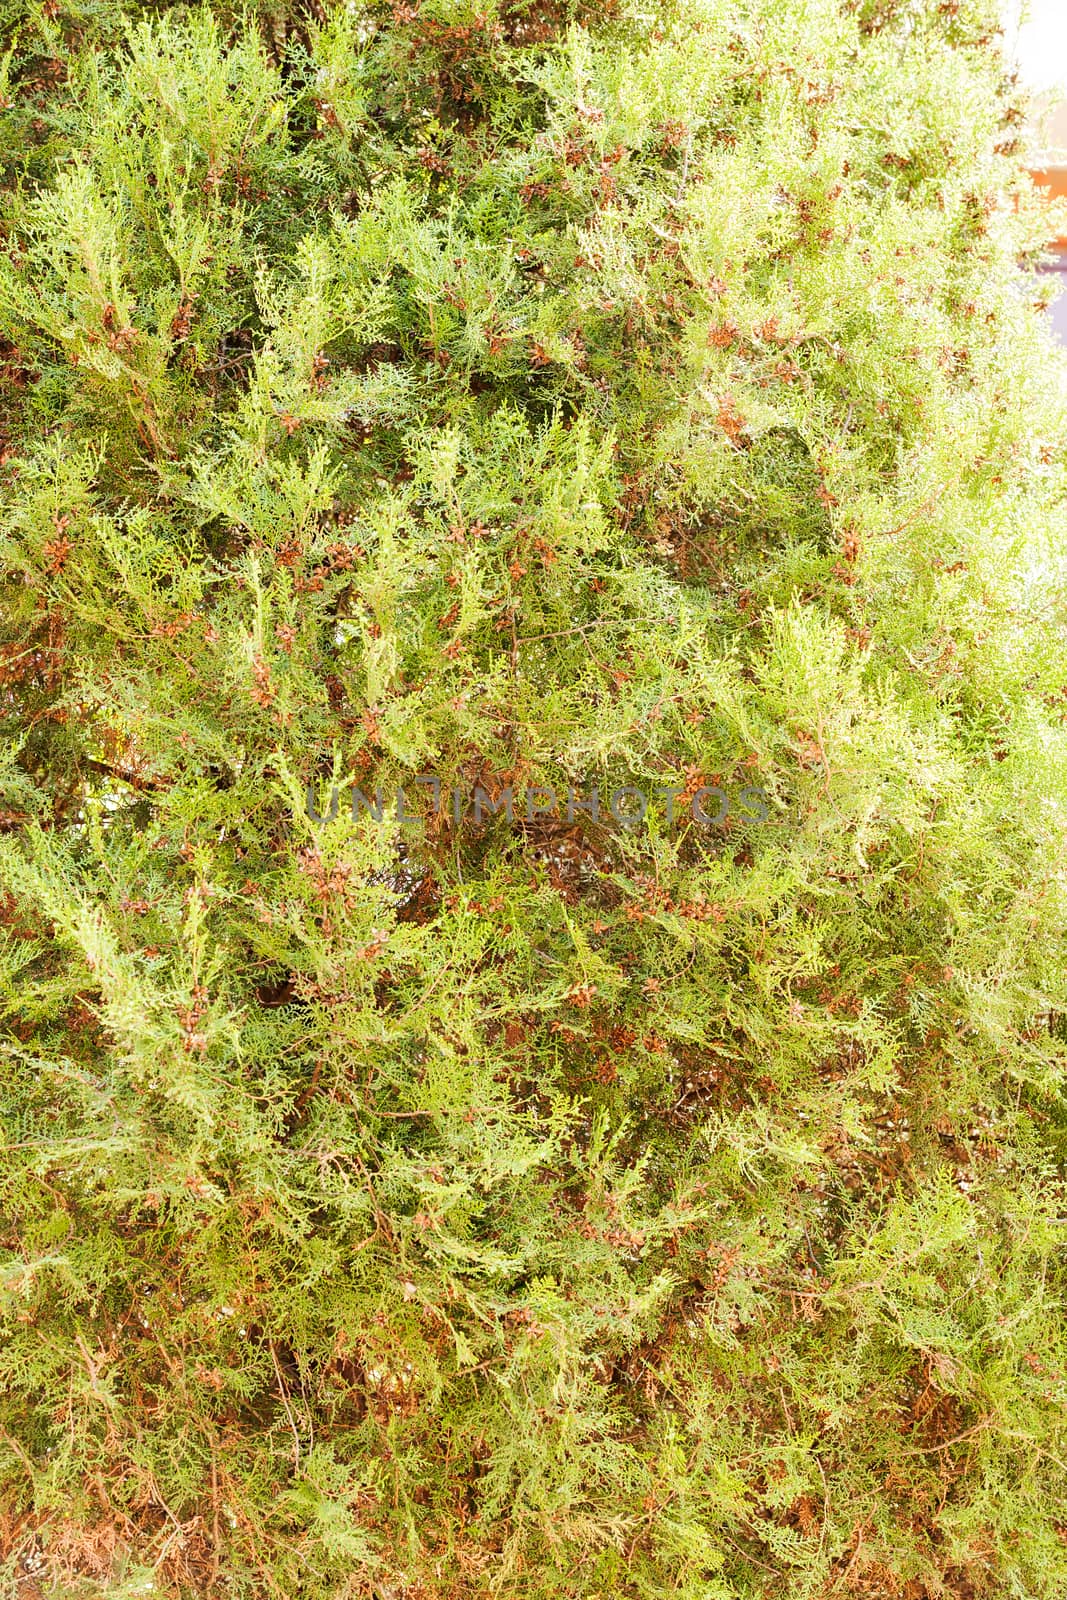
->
2, 0, 1067, 1595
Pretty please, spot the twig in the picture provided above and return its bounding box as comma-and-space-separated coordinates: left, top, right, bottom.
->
83, 757, 169, 794
268, 1341, 302, 1470
896, 1416, 992, 1456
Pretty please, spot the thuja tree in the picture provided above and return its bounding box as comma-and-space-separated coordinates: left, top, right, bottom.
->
2, 0, 1067, 1594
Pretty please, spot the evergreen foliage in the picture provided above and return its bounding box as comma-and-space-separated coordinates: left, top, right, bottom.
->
2, 0, 1067, 1594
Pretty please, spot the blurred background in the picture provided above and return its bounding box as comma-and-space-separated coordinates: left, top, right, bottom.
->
1004, 1, 1067, 339
1004, 0, 1067, 107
